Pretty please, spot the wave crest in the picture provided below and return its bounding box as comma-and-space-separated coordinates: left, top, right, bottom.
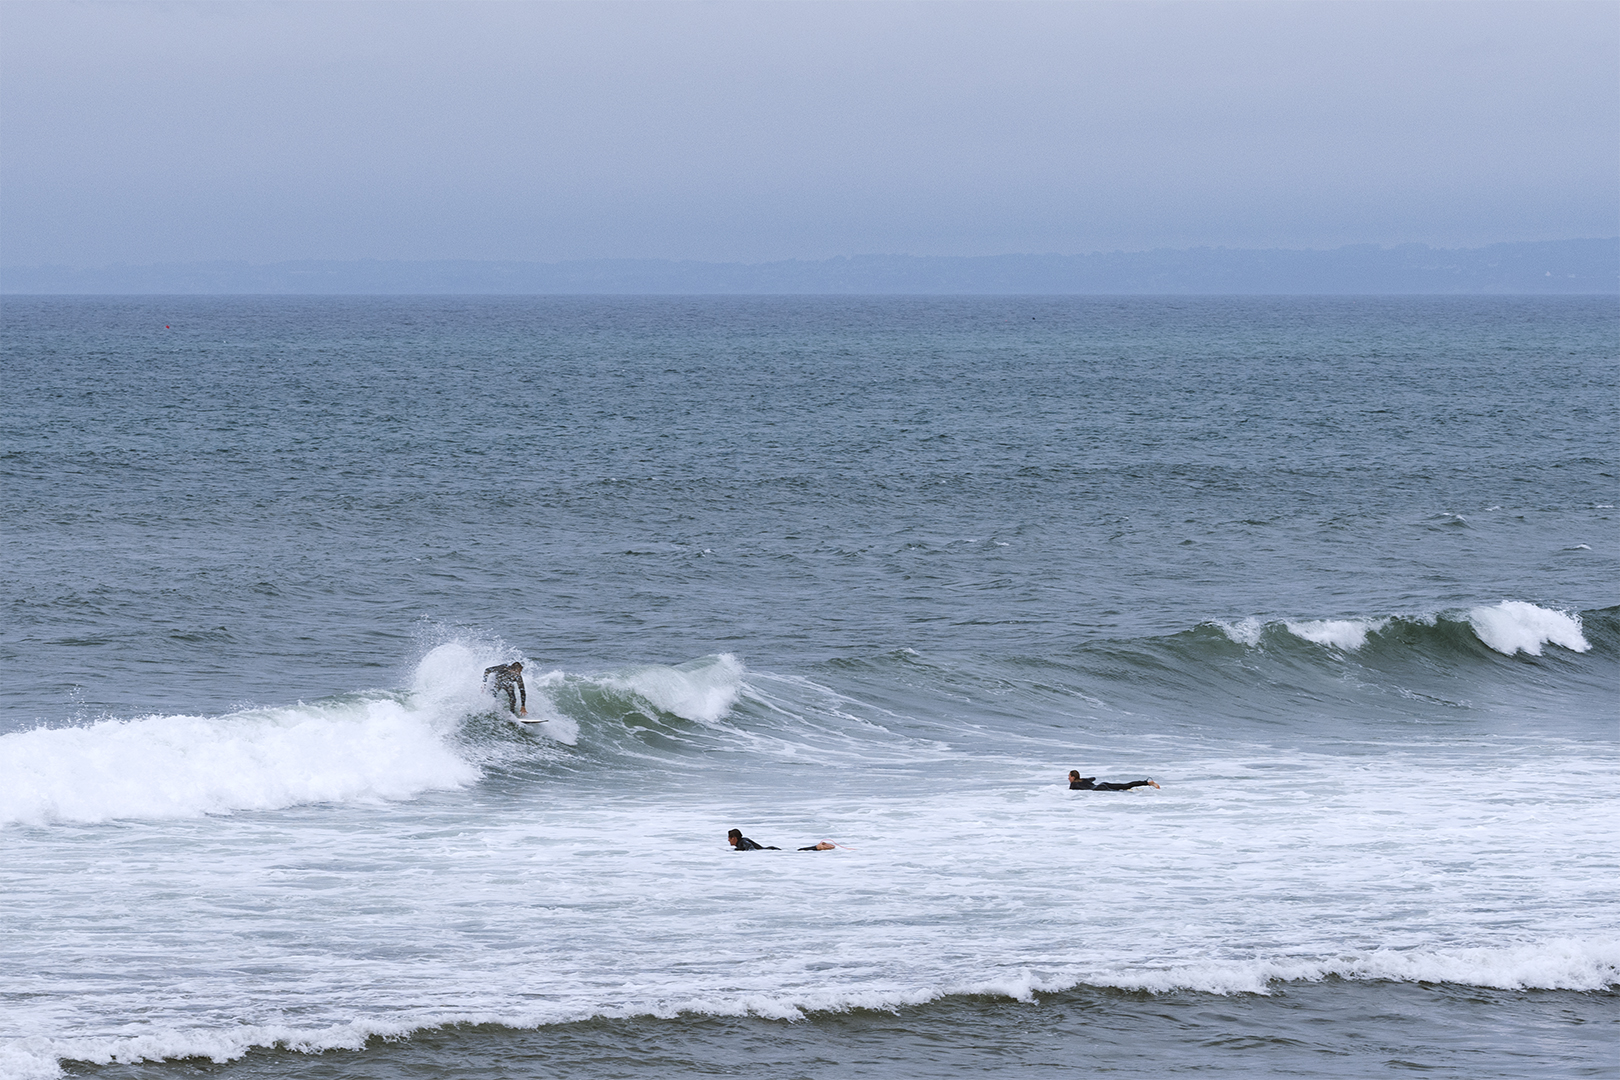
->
0, 696, 480, 827
1466, 601, 1590, 657
0, 644, 752, 827
602, 653, 745, 724
1283, 618, 1389, 651
1217, 601, 1593, 658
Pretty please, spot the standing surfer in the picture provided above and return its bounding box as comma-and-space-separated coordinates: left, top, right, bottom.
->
483, 661, 527, 717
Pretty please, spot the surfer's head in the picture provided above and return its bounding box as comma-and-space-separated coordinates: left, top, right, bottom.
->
727, 829, 742, 846
510, 662, 522, 671
1068, 770, 1081, 782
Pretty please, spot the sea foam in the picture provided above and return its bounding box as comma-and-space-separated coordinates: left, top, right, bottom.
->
1466, 601, 1590, 656
1097, 938, 1620, 995
0, 697, 479, 827
1219, 602, 1593, 659
12, 938, 1613, 1079
3, 1018, 417, 1079
604, 653, 744, 724
0, 638, 605, 827
1284, 618, 1387, 651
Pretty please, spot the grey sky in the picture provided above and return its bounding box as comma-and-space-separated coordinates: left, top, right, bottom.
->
1, 1, 1614, 267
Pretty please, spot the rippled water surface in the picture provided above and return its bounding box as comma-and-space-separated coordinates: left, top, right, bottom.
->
2, 296, 1616, 1079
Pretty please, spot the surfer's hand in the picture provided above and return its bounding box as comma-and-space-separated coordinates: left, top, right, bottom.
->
519, 708, 526, 716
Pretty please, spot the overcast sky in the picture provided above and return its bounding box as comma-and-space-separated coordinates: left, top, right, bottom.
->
1, 1, 1614, 267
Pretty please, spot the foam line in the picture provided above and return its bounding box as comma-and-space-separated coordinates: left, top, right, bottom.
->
14, 939, 1614, 1076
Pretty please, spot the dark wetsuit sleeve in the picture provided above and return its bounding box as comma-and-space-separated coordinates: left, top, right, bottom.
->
734, 837, 765, 850
1093, 780, 1153, 791
515, 674, 526, 710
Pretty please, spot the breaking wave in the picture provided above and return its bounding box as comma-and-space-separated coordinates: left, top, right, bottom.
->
0, 642, 747, 827
4, 602, 1609, 828
13, 938, 1614, 1078
1217, 600, 1597, 658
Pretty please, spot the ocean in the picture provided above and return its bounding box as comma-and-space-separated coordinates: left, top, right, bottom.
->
1, 294, 1615, 1079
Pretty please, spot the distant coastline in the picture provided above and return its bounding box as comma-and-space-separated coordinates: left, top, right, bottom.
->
4, 238, 1615, 295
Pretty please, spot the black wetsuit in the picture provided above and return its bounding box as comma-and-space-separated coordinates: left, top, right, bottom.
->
731, 836, 778, 850
483, 663, 526, 714
1070, 777, 1154, 791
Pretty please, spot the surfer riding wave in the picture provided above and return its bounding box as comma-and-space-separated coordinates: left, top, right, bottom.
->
483, 662, 527, 717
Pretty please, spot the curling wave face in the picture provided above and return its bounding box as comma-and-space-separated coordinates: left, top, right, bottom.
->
0, 642, 757, 827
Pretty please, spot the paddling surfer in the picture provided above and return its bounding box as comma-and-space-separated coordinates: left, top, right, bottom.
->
483, 661, 527, 717
727, 828, 835, 851
1069, 769, 1159, 791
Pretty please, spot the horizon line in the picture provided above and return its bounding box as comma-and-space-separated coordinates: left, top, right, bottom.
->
7, 237, 1618, 273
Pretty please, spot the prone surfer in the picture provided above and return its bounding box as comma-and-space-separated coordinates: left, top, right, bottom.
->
1069, 769, 1159, 791
483, 661, 527, 717
727, 828, 836, 851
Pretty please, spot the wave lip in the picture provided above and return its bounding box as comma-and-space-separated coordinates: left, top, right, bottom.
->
1217, 601, 1593, 658
1283, 618, 1388, 651
603, 653, 745, 724
1466, 601, 1590, 657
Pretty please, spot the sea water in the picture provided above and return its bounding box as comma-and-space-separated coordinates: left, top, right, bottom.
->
1, 295, 1615, 1079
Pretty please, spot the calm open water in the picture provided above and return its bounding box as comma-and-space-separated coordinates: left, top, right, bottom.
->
2, 295, 1616, 1078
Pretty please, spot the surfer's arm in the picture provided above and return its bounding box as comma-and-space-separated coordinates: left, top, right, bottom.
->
515, 675, 526, 712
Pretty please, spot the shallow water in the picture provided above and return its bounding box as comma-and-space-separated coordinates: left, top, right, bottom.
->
55, 983, 1620, 1080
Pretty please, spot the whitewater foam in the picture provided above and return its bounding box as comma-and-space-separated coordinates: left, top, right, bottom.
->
0, 697, 479, 827
11, 938, 1613, 1079
1100, 939, 1620, 995
0, 641, 561, 828
1217, 617, 1265, 647
603, 653, 744, 724
0, 644, 753, 827
2, 1017, 417, 1079
1218, 602, 1595, 661
1284, 618, 1388, 651
5, 692, 1616, 1078
411, 640, 580, 744
1466, 601, 1590, 656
